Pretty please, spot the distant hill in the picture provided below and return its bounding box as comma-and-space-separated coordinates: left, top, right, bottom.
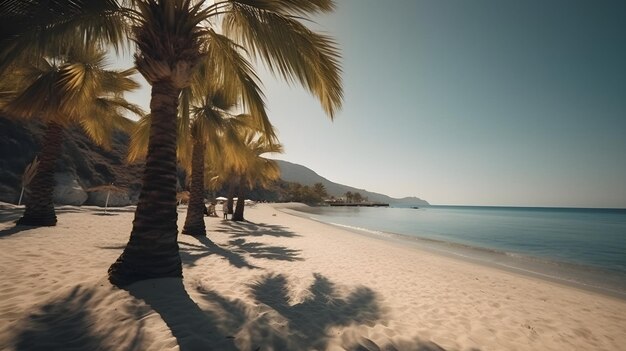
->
275, 160, 429, 206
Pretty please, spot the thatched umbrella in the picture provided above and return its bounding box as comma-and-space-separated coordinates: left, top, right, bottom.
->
89, 184, 126, 214
176, 191, 190, 206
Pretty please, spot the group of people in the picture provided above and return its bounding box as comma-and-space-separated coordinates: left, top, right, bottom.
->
203, 201, 230, 219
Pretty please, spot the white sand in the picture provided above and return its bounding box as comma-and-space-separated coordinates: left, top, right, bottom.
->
1, 202, 625, 351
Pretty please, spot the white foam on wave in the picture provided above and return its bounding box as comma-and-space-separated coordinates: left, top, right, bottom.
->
307, 216, 393, 238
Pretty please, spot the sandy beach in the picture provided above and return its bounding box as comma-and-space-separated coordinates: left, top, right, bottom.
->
1, 202, 625, 351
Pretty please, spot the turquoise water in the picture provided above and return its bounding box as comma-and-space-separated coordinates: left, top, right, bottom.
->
290, 205, 626, 296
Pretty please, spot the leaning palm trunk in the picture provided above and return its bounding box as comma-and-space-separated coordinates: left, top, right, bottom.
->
182, 139, 206, 236
17, 121, 64, 226
232, 178, 246, 222
108, 81, 182, 286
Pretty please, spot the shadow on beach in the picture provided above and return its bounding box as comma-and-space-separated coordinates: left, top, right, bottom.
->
179, 236, 259, 269
12, 285, 147, 351
126, 278, 239, 351
179, 222, 304, 268
246, 272, 383, 350
228, 238, 303, 262
0, 205, 133, 237
125, 273, 392, 351
0, 225, 35, 238
9, 274, 453, 351
215, 220, 300, 238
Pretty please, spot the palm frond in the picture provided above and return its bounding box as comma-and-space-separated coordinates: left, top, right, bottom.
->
225, 0, 335, 16
204, 30, 275, 138
127, 113, 151, 163
223, 2, 342, 118
79, 97, 139, 149
177, 86, 193, 170
0, 0, 129, 75
22, 156, 40, 187
132, 0, 205, 86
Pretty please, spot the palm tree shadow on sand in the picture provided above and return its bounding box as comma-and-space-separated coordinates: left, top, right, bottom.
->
246, 272, 381, 350
228, 238, 303, 262
179, 233, 304, 269
215, 220, 300, 238
10, 277, 456, 351
179, 236, 259, 269
13, 285, 147, 351
125, 278, 239, 351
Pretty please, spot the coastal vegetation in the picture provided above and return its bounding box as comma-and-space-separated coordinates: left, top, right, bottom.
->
285, 182, 328, 204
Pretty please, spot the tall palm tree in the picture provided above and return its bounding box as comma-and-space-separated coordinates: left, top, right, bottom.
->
181, 59, 275, 236
108, 0, 342, 286
0, 43, 142, 226
232, 132, 282, 222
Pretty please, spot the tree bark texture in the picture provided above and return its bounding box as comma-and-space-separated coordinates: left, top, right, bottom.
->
17, 121, 64, 226
108, 80, 182, 286
182, 139, 206, 236
232, 178, 246, 221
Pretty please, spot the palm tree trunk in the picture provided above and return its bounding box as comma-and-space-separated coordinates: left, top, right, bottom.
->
17, 121, 63, 226
226, 180, 235, 215
182, 139, 206, 236
108, 80, 182, 286
232, 178, 246, 222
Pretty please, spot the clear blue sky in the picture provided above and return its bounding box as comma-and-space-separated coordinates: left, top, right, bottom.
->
121, 0, 626, 208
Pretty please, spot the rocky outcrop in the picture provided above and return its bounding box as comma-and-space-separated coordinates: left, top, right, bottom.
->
53, 173, 88, 205
0, 116, 145, 204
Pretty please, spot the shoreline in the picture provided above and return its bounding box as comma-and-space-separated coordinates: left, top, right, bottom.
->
277, 203, 626, 301
1, 202, 625, 350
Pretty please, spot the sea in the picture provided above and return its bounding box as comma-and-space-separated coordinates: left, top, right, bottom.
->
287, 205, 626, 299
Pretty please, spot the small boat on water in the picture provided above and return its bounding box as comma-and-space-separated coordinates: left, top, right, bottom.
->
411, 206, 420, 209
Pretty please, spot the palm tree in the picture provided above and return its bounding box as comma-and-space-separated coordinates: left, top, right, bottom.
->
3, 0, 343, 285
231, 132, 282, 222
181, 91, 260, 235
182, 57, 279, 235
0, 43, 142, 226
353, 192, 363, 204
345, 191, 353, 203
313, 182, 328, 200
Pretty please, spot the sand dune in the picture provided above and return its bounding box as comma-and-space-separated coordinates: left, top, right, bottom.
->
1, 202, 624, 350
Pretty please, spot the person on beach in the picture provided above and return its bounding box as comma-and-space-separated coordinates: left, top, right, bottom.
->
222, 201, 228, 220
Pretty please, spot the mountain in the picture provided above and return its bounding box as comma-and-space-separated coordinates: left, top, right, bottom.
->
275, 160, 429, 206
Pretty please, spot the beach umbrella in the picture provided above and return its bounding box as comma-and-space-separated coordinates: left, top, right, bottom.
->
93, 184, 125, 214
176, 191, 190, 206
